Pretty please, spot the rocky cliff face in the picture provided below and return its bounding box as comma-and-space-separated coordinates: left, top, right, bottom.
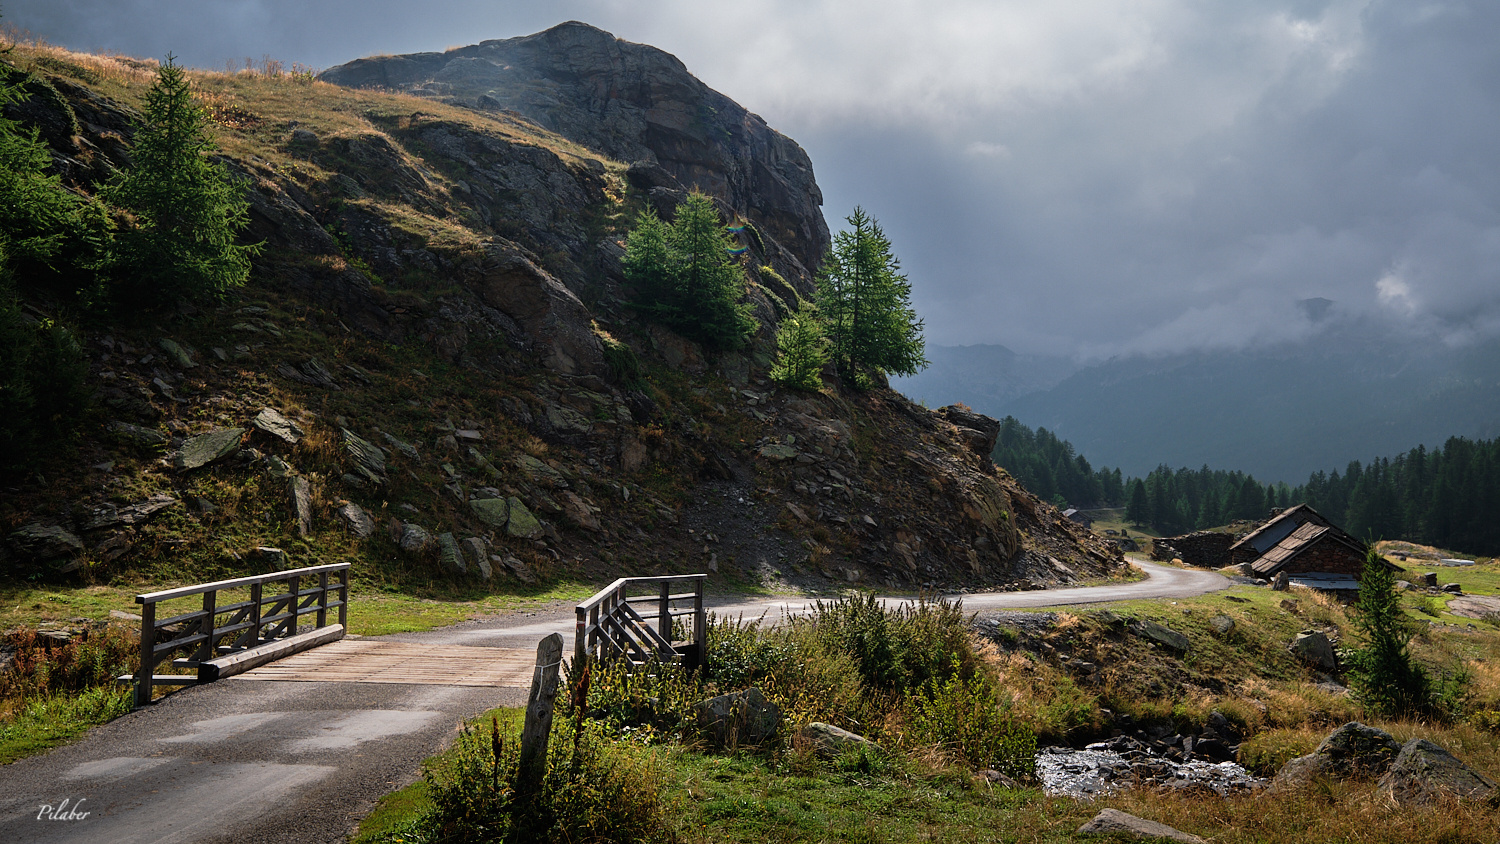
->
0, 31, 1122, 593
320, 21, 830, 286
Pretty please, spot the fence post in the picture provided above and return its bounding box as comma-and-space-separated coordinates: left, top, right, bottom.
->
249, 582, 263, 647
692, 576, 706, 671
337, 567, 348, 628
287, 575, 300, 637
135, 600, 156, 708
517, 632, 565, 801
658, 581, 673, 643
317, 570, 329, 629
196, 590, 217, 662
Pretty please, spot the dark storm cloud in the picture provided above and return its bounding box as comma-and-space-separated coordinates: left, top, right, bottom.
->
10, 0, 1500, 357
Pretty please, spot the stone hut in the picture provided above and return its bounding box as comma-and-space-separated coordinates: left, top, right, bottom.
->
1229, 504, 1399, 588
1151, 530, 1235, 568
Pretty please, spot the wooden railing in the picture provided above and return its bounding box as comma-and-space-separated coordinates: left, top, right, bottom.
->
124, 563, 350, 707
575, 574, 706, 670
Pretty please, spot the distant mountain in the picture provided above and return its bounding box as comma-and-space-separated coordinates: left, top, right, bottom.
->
898, 328, 1500, 485
890, 344, 1078, 410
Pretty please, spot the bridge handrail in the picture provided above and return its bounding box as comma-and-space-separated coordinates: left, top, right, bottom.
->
575, 574, 706, 670
128, 562, 350, 707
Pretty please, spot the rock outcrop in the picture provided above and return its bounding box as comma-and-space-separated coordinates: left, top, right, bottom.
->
320, 21, 830, 281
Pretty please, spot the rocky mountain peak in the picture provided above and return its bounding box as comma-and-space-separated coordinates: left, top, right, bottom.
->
320, 22, 830, 279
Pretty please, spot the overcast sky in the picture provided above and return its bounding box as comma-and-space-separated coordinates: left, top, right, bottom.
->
10, 1, 1500, 359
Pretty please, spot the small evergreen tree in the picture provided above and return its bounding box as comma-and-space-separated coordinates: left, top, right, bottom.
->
1346, 546, 1431, 717
1125, 478, 1149, 526
769, 306, 828, 391
104, 55, 257, 306
816, 207, 926, 387
622, 191, 755, 351
0, 61, 109, 301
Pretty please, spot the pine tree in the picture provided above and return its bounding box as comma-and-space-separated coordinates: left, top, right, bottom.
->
1126, 479, 1149, 526
623, 192, 755, 351
1346, 547, 1431, 716
817, 207, 926, 387
104, 55, 257, 306
769, 306, 829, 391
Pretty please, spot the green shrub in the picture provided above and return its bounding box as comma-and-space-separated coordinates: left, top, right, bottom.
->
769, 307, 828, 392
0, 625, 138, 701
419, 714, 673, 843
1346, 547, 1436, 718
903, 670, 1037, 780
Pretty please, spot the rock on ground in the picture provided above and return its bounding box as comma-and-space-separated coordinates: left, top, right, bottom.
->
798, 722, 877, 759
1376, 738, 1497, 806
696, 688, 780, 749
1271, 722, 1402, 792
1078, 809, 1205, 844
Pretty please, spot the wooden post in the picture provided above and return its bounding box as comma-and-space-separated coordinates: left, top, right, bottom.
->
287, 575, 300, 637
196, 590, 217, 662
249, 582, 263, 647
337, 568, 348, 628
658, 582, 673, 643
135, 600, 156, 708
316, 570, 329, 629
692, 577, 706, 671
516, 632, 564, 801
575, 606, 587, 667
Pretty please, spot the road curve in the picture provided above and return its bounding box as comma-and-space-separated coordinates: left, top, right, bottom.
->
394, 558, 1233, 651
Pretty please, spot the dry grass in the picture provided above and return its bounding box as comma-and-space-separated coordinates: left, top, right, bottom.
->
0, 25, 158, 88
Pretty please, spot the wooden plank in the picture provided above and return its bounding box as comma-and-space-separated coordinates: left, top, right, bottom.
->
230, 640, 538, 687
198, 623, 345, 681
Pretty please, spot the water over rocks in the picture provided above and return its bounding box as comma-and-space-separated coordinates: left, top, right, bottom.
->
1037, 742, 1263, 799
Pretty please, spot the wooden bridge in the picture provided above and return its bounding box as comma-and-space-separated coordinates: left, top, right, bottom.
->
121, 566, 708, 705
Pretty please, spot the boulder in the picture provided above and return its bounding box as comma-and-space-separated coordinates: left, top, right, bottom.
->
399, 523, 434, 554
1209, 615, 1236, 636
476, 244, 605, 377
461, 538, 491, 580
936, 405, 1002, 456
174, 428, 246, 471
504, 497, 542, 539
1376, 738, 1497, 806
437, 532, 467, 575
157, 338, 197, 369
252, 407, 304, 445
558, 490, 601, 532
1129, 619, 1190, 654
798, 722, 877, 759
1270, 722, 1402, 792
1288, 630, 1338, 672
84, 493, 176, 530
695, 687, 781, 749
496, 554, 536, 584
1272, 571, 1290, 591
290, 476, 313, 537
108, 421, 168, 448
1078, 809, 1204, 844
341, 428, 387, 485
336, 502, 375, 538
8, 523, 84, 560
470, 497, 511, 528
757, 443, 798, 462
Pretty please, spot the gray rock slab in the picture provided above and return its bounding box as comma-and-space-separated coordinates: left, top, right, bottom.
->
8, 523, 84, 559
336, 503, 375, 538
1377, 738, 1497, 806
341, 428, 387, 484
252, 407, 304, 445
470, 497, 510, 528
1288, 630, 1338, 672
157, 337, 197, 368
1128, 618, 1189, 653
290, 476, 313, 538
1078, 809, 1205, 844
174, 428, 246, 471
504, 497, 542, 539
437, 532, 467, 575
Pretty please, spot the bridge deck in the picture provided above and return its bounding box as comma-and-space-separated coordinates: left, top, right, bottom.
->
230, 638, 538, 687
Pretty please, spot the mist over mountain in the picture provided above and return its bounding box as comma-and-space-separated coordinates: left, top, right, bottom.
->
900, 321, 1500, 485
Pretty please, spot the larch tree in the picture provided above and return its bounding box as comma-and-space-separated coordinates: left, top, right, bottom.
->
816, 207, 925, 388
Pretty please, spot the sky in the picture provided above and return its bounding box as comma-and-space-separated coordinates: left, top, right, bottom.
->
10, 1, 1500, 360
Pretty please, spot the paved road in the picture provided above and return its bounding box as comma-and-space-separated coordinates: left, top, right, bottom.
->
0, 559, 1227, 844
